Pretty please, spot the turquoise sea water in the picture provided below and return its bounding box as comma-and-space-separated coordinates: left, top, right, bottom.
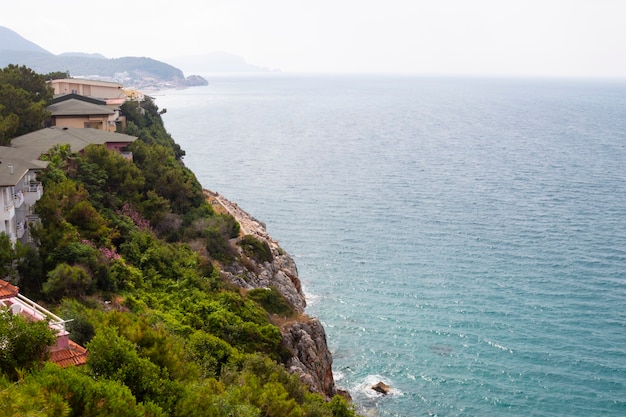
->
157, 76, 626, 416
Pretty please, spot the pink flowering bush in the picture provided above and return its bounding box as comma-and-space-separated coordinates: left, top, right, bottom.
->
100, 246, 121, 262
118, 203, 152, 231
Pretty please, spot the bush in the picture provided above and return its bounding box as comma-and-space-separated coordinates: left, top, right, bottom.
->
247, 287, 295, 317
238, 235, 273, 263
43, 263, 93, 300
0, 362, 166, 417
205, 229, 234, 263
0, 311, 56, 380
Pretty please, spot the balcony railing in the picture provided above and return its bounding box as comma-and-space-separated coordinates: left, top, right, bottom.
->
25, 182, 42, 193
13, 191, 24, 209
23, 182, 44, 205
16, 221, 25, 239
14, 293, 71, 335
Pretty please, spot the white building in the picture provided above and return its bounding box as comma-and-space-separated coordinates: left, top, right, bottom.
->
0, 148, 48, 246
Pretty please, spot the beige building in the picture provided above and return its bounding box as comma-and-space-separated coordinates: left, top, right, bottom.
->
48, 78, 127, 105
47, 94, 123, 132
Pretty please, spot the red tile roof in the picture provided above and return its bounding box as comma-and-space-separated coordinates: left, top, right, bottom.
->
1, 278, 89, 367
0, 279, 19, 299
50, 340, 89, 367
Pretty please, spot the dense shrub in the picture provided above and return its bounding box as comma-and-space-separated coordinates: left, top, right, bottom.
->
43, 263, 93, 300
248, 286, 296, 316
0, 311, 55, 380
238, 235, 273, 263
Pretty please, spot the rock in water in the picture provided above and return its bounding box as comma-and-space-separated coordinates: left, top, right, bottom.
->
371, 381, 391, 395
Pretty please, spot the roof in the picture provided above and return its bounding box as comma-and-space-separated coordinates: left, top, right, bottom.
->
0, 279, 19, 299
10, 127, 138, 155
52, 93, 107, 106
49, 78, 124, 89
0, 150, 48, 187
48, 98, 115, 117
0, 146, 50, 167
50, 340, 89, 367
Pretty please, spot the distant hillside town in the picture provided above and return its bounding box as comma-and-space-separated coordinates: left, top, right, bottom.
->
0, 25, 276, 89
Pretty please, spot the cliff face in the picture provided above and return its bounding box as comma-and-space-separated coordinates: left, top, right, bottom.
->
281, 318, 337, 399
211, 190, 338, 399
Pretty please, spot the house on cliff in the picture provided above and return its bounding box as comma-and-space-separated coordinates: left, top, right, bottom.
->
0, 279, 88, 367
10, 126, 138, 160
48, 78, 127, 106
47, 94, 125, 132
0, 148, 48, 246
47, 79, 131, 132
1, 127, 139, 244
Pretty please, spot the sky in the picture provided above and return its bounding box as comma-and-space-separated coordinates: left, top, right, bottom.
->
2, 0, 626, 78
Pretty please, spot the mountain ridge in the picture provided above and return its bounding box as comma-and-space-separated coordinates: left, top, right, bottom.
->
0, 26, 275, 87
0, 26, 52, 54
0, 26, 196, 88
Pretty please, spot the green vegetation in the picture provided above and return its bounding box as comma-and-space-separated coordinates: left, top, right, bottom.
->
247, 287, 296, 317
0, 64, 53, 144
0, 66, 357, 417
239, 235, 274, 263
0, 311, 56, 380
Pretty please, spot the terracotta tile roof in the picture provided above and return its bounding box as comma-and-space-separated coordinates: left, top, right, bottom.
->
0, 279, 19, 299
50, 340, 89, 368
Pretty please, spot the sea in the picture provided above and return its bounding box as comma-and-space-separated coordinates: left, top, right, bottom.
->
155, 75, 626, 416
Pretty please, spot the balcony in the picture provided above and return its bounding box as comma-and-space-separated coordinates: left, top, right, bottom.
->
13, 190, 24, 209
16, 220, 26, 239
2, 293, 70, 336
120, 151, 133, 160
23, 182, 43, 205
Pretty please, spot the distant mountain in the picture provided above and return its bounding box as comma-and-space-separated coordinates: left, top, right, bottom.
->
0, 26, 52, 54
59, 52, 107, 59
165, 51, 279, 74
0, 26, 193, 87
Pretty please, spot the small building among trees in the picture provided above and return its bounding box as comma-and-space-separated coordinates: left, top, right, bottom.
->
0, 278, 88, 369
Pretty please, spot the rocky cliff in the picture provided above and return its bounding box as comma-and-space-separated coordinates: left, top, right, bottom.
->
209, 190, 341, 400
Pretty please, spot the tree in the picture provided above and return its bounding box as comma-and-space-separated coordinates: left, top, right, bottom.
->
0, 64, 53, 143
77, 144, 146, 210
0, 111, 18, 145
0, 362, 166, 417
43, 263, 93, 300
43, 70, 70, 80
0, 232, 26, 281
0, 65, 54, 100
87, 327, 171, 405
0, 310, 56, 380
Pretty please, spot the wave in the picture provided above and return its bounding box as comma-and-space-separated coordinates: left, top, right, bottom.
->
352, 374, 403, 399
483, 338, 514, 353
302, 285, 321, 307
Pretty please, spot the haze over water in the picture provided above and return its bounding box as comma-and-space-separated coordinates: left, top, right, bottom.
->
157, 75, 626, 416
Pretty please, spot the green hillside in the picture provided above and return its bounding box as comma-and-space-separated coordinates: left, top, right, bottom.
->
0, 66, 356, 416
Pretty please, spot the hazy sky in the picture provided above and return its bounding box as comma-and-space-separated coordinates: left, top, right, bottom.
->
2, 0, 626, 77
